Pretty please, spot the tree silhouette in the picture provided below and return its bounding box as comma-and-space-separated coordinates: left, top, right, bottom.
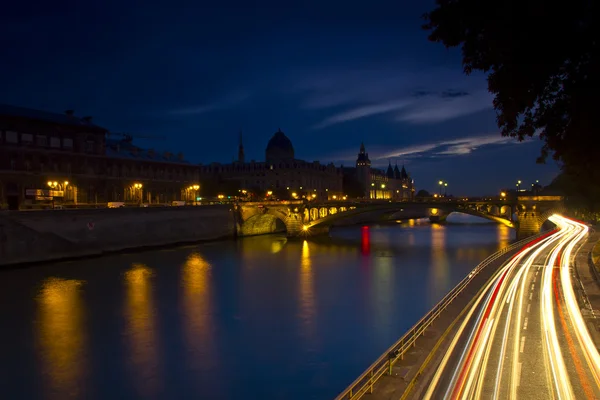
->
424, 0, 599, 207
416, 189, 431, 198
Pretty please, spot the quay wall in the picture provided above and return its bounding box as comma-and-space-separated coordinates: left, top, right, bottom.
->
0, 206, 236, 267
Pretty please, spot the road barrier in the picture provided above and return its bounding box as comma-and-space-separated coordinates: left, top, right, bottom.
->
334, 230, 551, 400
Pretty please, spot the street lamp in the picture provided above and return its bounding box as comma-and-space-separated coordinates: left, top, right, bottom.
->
444, 182, 448, 197
517, 180, 521, 192
438, 180, 443, 196
381, 184, 386, 189
192, 184, 200, 205
500, 192, 506, 198
133, 183, 143, 204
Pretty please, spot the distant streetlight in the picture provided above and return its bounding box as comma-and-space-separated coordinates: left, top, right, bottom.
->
332, 195, 337, 200
267, 190, 273, 197
438, 180, 444, 196
517, 180, 522, 192
444, 182, 448, 197
501, 192, 506, 198
381, 183, 386, 189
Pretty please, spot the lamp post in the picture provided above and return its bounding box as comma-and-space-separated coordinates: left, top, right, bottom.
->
133, 183, 143, 204
444, 182, 448, 197
517, 180, 521, 192
438, 180, 443, 196
192, 184, 199, 205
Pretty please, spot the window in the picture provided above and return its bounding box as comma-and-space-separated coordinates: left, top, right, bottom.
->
36, 135, 48, 147
22, 133, 33, 144
5, 131, 18, 143
63, 138, 73, 149
50, 137, 60, 148
85, 140, 95, 153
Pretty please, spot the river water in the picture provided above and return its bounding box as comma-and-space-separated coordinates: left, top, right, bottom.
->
0, 215, 512, 400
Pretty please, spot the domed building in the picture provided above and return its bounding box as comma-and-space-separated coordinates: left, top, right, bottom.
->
198, 129, 343, 200
266, 129, 294, 163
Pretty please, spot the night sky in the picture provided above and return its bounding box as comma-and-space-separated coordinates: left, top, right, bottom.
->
0, 0, 559, 195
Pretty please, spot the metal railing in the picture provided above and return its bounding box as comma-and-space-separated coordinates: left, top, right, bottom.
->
334, 230, 551, 400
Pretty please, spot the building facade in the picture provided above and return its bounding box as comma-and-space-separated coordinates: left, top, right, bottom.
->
354, 142, 415, 200
199, 129, 343, 200
0, 104, 199, 209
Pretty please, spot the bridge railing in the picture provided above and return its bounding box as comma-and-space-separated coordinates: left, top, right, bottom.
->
334, 230, 551, 400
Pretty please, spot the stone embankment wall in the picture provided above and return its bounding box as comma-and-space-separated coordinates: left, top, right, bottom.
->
0, 206, 235, 267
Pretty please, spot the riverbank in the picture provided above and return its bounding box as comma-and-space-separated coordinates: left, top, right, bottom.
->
0, 206, 236, 268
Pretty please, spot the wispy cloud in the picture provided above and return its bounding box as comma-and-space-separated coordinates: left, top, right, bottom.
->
324, 133, 516, 165
168, 91, 250, 116
313, 100, 411, 129
296, 66, 493, 129
379, 134, 513, 159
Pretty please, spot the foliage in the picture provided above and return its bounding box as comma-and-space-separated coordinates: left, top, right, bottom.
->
416, 189, 430, 198
424, 0, 599, 204
343, 174, 366, 198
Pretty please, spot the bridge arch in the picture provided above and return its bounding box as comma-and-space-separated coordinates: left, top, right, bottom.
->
239, 213, 287, 236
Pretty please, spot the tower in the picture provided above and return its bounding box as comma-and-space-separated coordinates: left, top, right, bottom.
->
356, 142, 371, 197
238, 130, 245, 163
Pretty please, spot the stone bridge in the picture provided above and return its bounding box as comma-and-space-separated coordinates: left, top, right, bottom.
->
234, 196, 564, 239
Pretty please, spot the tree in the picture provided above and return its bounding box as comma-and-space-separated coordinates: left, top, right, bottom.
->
416, 189, 431, 198
423, 1, 599, 207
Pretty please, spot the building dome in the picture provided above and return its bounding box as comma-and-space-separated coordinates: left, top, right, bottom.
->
266, 128, 295, 163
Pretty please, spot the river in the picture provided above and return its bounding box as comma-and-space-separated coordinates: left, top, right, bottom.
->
0, 215, 512, 399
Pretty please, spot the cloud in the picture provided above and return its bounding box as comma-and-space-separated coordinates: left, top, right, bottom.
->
297, 66, 493, 129
324, 133, 516, 165
395, 90, 493, 124
168, 91, 249, 116
378, 134, 513, 159
313, 100, 411, 129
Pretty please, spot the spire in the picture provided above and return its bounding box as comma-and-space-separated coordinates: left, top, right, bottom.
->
386, 160, 394, 178
238, 130, 245, 163
401, 164, 408, 179
394, 160, 401, 179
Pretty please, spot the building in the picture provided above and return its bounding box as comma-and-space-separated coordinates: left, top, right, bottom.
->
199, 129, 343, 200
0, 104, 199, 209
352, 142, 415, 200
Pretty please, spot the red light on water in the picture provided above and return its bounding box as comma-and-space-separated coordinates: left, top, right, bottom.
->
361, 226, 370, 255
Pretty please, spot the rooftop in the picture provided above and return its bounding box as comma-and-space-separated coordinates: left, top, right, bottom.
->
105, 138, 190, 164
0, 103, 107, 131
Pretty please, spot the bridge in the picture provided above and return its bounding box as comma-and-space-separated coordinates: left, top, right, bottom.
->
234, 196, 564, 239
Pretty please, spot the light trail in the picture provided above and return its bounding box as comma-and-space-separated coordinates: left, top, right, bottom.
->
422, 214, 600, 399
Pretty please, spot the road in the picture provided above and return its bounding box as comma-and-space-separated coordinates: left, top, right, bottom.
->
421, 215, 600, 400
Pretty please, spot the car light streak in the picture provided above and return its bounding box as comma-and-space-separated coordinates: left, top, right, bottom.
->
423, 215, 600, 399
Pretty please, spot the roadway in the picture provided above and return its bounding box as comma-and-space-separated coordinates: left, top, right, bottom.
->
420, 215, 600, 400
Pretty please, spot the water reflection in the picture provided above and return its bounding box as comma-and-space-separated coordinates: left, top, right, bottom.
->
181, 252, 215, 370
361, 226, 370, 255
36, 278, 87, 398
124, 264, 161, 397
299, 241, 316, 340
497, 223, 511, 248
429, 224, 450, 303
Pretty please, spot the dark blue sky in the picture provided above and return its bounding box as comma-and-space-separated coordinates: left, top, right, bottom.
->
0, 0, 559, 195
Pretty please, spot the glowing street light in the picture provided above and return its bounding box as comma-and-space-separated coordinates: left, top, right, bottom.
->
332, 195, 337, 199
292, 192, 298, 198
501, 191, 506, 198
381, 184, 386, 189
267, 190, 273, 196
444, 182, 448, 197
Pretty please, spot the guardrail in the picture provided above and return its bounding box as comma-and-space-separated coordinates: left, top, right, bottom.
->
334, 230, 551, 400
